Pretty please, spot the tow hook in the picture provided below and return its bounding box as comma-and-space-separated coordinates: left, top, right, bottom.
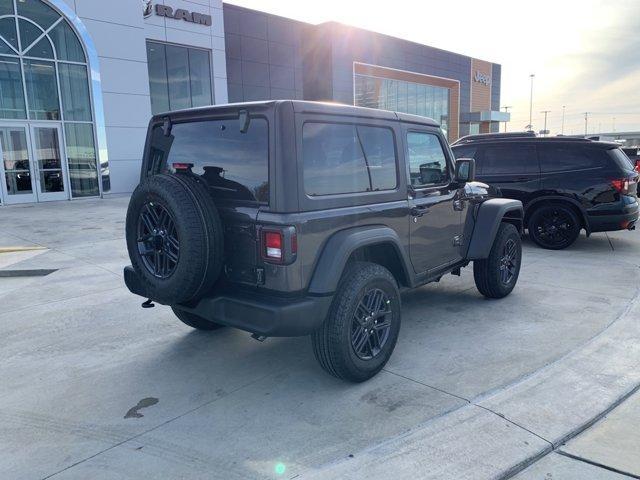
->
141, 299, 155, 309
251, 333, 267, 342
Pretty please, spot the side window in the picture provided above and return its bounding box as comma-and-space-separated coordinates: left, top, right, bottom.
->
480, 144, 538, 175
303, 122, 397, 196
452, 145, 476, 160
540, 146, 604, 173
406, 131, 449, 187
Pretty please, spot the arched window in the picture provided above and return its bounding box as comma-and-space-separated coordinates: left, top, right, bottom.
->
0, 0, 99, 198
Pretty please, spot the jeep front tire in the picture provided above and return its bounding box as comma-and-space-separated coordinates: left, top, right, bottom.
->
312, 262, 401, 382
473, 222, 522, 299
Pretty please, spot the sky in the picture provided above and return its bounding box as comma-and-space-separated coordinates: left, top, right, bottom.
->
227, 0, 640, 135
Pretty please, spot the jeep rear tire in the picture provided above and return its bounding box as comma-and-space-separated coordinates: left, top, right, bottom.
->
172, 307, 225, 331
125, 173, 224, 305
473, 222, 521, 299
312, 262, 401, 383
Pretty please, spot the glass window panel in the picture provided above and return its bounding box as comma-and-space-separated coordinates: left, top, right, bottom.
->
150, 118, 269, 203
23, 58, 60, 120
407, 82, 417, 115
0, 0, 14, 16
17, 0, 60, 30
19, 18, 42, 52
406, 132, 449, 187
357, 125, 397, 191
65, 123, 99, 197
0, 38, 14, 55
397, 81, 407, 112
425, 85, 434, 118
50, 20, 84, 62
166, 44, 191, 110
24, 35, 53, 58
480, 145, 538, 175
0, 56, 26, 118
58, 63, 91, 121
2, 128, 32, 195
386, 79, 397, 111
417, 84, 426, 117
303, 122, 370, 196
146, 41, 169, 114
188, 48, 212, 108
0, 17, 18, 50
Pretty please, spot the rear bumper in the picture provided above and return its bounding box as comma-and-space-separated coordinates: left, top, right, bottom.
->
587, 198, 639, 233
124, 266, 332, 337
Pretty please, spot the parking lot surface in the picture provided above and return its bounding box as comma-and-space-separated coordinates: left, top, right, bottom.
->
1, 196, 639, 480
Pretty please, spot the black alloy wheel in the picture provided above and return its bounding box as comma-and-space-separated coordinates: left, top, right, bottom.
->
137, 201, 180, 278
351, 288, 393, 360
529, 204, 580, 250
499, 238, 518, 285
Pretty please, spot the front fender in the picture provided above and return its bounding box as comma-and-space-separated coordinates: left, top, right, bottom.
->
308, 226, 412, 295
465, 198, 523, 260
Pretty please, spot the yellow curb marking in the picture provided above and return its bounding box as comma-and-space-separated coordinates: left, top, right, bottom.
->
0, 246, 47, 254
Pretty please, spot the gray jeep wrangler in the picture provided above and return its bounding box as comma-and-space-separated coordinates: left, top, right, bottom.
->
124, 101, 523, 382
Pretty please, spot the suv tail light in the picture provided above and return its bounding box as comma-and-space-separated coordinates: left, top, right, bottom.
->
611, 178, 631, 195
261, 227, 297, 264
635, 159, 640, 172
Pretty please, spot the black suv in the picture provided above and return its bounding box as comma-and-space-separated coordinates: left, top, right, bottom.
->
452, 135, 639, 249
124, 101, 523, 382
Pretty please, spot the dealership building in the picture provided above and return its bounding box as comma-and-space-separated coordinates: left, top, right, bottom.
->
0, 0, 506, 205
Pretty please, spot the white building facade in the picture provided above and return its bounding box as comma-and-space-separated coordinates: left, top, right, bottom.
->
0, 0, 227, 205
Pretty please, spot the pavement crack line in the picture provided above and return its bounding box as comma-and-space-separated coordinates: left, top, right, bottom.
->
39, 368, 284, 480
605, 232, 615, 251
474, 404, 553, 446
555, 451, 640, 479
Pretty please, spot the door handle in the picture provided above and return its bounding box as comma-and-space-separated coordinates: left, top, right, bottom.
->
411, 206, 429, 217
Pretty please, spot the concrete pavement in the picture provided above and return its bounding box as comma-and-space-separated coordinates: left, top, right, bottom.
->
0, 196, 639, 479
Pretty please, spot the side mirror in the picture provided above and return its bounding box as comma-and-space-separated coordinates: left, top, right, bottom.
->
454, 158, 475, 184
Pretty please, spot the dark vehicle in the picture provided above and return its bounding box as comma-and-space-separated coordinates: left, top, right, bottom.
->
124, 101, 523, 382
452, 136, 639, 250
622, 147, 640, 171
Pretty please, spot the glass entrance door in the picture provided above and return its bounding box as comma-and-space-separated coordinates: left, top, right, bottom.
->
30, 125, 68, 202
0, 126, 36, 204
0, 124, 68, 204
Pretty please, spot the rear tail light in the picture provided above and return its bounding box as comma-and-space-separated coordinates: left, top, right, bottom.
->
264, 231, 283, 261
261, 227, 297, 264
611, 178, 630, 194
635, 159, 640, 172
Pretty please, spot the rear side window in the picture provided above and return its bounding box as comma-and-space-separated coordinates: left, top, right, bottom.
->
478, 144, 538, 175
148, 118, 269, 203
302, 123, 397, 196
539, 146, 604, 173
609, 148, 635, 172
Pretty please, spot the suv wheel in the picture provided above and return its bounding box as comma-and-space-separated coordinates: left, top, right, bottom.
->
312, 262, 401, 383
172, 307, 224, 331
474, 222, 522, 299
528, 203, 581, 249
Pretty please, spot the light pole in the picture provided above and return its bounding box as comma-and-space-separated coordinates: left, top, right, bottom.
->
528, 74, 535, 132
583, 112, 590, 136
540, 110, 551, 136
502, 106, 512, 132
561, 105, 566, 135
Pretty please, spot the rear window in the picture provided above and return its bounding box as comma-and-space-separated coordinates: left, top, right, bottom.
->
609, 148, 636, 172
478, 144, 538, 175
539, 146, 604, 173
148, 117, 269, 203
302, 122, 397, 196
452, 145, 476, 160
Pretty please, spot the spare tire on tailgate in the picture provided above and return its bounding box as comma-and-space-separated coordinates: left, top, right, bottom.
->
125, 173, 224, 305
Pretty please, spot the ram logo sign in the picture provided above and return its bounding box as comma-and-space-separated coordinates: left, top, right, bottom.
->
474, 70, 492, 86
144, 3, 212, 27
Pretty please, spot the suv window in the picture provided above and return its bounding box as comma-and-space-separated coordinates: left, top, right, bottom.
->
610, 148, 636, 172
452, 145, 476, 160
407, 132, 449, 187
478, 144, 538, 175
302, 122, 397, 196
539, 146, 604, 173
148, 117, 269, 203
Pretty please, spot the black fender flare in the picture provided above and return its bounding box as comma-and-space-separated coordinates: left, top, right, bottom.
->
524, 195, 591, 234
466, 198, 523, 260
308, 226, 412, 295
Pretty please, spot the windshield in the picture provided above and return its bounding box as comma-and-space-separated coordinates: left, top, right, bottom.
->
148, 117, 269, 203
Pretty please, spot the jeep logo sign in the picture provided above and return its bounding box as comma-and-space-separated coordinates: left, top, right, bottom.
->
474, 71, 491, 86
149, 3, 212, 26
